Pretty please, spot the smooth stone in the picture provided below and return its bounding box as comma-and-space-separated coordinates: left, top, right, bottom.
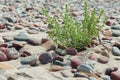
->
71, 69, 77, 73
55, 48, 67, 56
102, 75, 111, 80
27, 29, 39, 34
112, 46, 120, 56
114, 42, 120, 49
77, 63, 94, 73
0, 51, 8, 61
0, 47, 8, 54
111, 26, 120, 30
97, 56, 109, 64
112, 30, 120, 37
2, 36, 14, 42
14, 32, 30, 41
50, 65, 64, 71
0, 75, 7, 80
6, 17, 14, 23
21, 55, 38, 66
105, 68, 115, 76
71, 58, 82, 68
15, 25, 23, 30
111, 71, 120, 80
74, 72, 88, 77
39, 52, 53, 64
20, 51, 31, 57
6, 25, 14, 30
52, 55, 64, 63
28, 38, 40, 46
6, 48, 19, 60
65, 47, 77, 55
54, 60, 66, 66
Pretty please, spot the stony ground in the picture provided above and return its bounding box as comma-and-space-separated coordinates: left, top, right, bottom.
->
0, 0, 120, 80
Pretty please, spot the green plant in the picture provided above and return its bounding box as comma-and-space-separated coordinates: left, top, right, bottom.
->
42, 2, 106, 51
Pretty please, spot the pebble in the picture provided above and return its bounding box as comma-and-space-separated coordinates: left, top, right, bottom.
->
61, 70, 73, 77
15, 25, 23, 30
111, 26, 120, 30
105, 67, 115, 76
12, 42, 25, 51
0, 51, 8, 61
55, 48, 67, 56
0, 75, 7, 80
54, 60, 66, 66
70, 58, 82, 68
27, 29, 39, 34
41, 38, 49, 44
112, 30, 120, 37
52, 55, 64, 63
28, 38, 40, 46
103, 30, 113, 36
6, 48, 19, 60
50, 65, 64, 71
77, 63, 94, 73
39, 52, 53, 64
97, 56, 109, 64
21, 55, 38, 66
74, 72, 88, 78
65, 47, 77, 55
14, 32, 30, 41
112, 46, 120, 56
111, 70, 120, 80
20, 51, 31, 57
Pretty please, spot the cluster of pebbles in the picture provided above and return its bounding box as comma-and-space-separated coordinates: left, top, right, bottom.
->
0, 0, 120, 80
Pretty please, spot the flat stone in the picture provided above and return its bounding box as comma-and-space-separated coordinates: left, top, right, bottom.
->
27, 29, 39, 34
54, 60, 66, 66
112, 46, 120, 56
50, 65, 64, 71
14, 32, 30, 41
97, 56, 109, 64
74, 72, 88, 77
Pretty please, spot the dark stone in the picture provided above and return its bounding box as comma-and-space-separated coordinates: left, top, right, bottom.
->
112, 30, 120, 37
20, 51, 31, 57
0, 44, 8, 48
66, 47, 77, 55
0, 51, 8, 61
111, 71, 120, 80
52, 55, 64, 63
71, 58, 82, 68
41, 38, 49, 44
54, 60, 66, 66
74, 72, 88, 77
39, 52, 53, 64
12, 42, 25, 51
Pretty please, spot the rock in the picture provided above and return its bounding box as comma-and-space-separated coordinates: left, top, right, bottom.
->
102, 75, 111, 80
71, 58, 82, 68
112, 46, 120, 56
41, 38, 49, 44
3, 36, 14, 42
66, 47, 77, 55
103, 30, 113, 36
14, 32, 30, 41
21, 55, 38, 66
28, 38, 40, 46
105, 20, 111, 26
55, 48, 67, 56
89, 77, 97, 80
111, 26, 120, 30
97, 56, 109, 64
74, 72, 88, 77
77, 63, 94, 73
27, 29, 39, 34
6, 17, 14, 23
0, 44, 8, 48
111, 70, 120, 80
54, 60, 66, 66
6, 48, 19, 60
61, 70, 73, 77
114, 42, 120, 49
0, 75, 7, 80
39, 52, 53, 64
102, 37, 112, 40
12, 42, 25, 51
50, 65, 64, 71
0, 23, 5, 29
0, 51, 8, 61
71, 11, 80, 17
52, 55, 64, 63
93, 47, 102, 53
20, 51, 31, 57
105, 67, 118, 76
15, 25, 23, 30
112, 30, 120, 37
0, 47, 8, 54
42, 41, 56, 51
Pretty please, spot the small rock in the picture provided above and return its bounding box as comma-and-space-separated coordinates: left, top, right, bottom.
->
105, 67, 117, 76
74, 72, 88, 77
114, 42, 120, 49
111, 26, 120, 30
77, 63, 94, 73
15, 25, 23, 30
12, 42, 25, 51
102, 75, 111, 80
71, 69, 77, 73
103, 30, 113, 36
112, 46, 120, 56
41, 38, 49, 44
27, 29, 39, 34
0, 44, 8, 48
105, 20, 111, 26
52, 55, 64, 63
112, 30, 120, 37
28, 38, 40, 46
39, 52, 53, 64
97, 56, 109, 64
54, 60, 66, 66
102, 37, 112, 40
21, 55, 38, 66
66, 47, 77, 55
71, 58, 82, 68
0, 51, 8, 61
3, 36, 14, 42
20, 51, 31, 57
55, 48, 67, 56
6, 48, 19, 60
111, 70, 120, 80
14, 32, 30, 41
50, 65, 64, 71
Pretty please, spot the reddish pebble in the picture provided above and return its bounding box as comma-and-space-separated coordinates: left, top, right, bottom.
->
53, 55, 64, 63
111, 70, 120, 80
106, 20, 111, 26
0, 51, 8, 61
71, 69, 77, 73
71, 58, 82, 68
66, 47, 77, 55
0, 44, 8, 48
